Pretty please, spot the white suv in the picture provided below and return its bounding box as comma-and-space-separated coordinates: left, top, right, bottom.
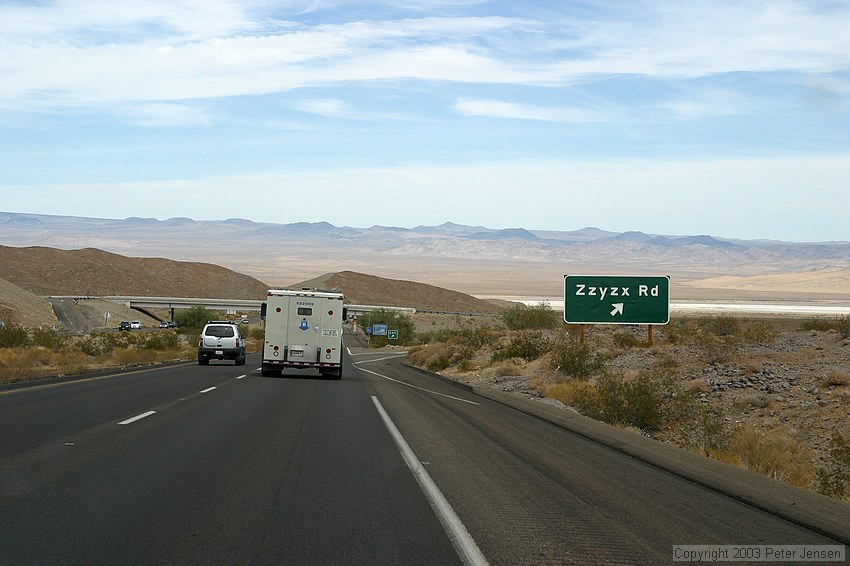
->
198, 321, 246, 366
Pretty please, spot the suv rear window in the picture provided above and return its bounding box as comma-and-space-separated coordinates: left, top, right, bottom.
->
205, 325, 235, 338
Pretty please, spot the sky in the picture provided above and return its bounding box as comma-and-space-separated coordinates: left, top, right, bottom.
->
0, 1, 848, 242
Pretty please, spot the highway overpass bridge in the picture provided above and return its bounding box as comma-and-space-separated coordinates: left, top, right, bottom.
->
47, 296, 418, 322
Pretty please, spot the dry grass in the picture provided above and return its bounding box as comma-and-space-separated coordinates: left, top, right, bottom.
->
719, 427, 816, 488
819, 370, 850, 388
546, 380, 598, 406
0, 333, 198, 384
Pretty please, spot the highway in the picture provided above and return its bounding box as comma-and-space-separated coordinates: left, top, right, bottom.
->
1, 336, 848, 565
46, 297, 89, 332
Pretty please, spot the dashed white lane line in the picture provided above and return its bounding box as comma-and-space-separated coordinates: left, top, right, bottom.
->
118, 410, 156, 425
116, 374, 243, 426
372, 396, 488, 566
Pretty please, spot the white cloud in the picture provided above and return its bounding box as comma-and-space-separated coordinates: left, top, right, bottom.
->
120, 102, 212, 127
658, 90, 757, 119
454, 98, 604, 122
1, 2, 848, 109
293, 98, 348, 117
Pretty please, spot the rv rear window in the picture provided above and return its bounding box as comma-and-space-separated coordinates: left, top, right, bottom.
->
297, 307, 313, 316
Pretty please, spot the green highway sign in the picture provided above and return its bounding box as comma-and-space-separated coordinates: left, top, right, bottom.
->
388, 330, 399, 340
564, 275, 670, 325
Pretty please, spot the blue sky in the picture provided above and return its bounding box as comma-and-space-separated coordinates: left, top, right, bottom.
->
1, 0, 848, 242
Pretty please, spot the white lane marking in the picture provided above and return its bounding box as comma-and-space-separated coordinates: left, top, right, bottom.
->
372, 396, 488, 566
348, 352, 390, 358
236, 374, 246, 380
355, 359, 479, 406
357, 354, 408, 363
200, 386, 217, 394
118, 410, 156, 425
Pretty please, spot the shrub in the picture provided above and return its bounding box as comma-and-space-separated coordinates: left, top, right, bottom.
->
740, 321, 776, 344
481, 361, 522, 379
697, 315, 739, 337
612, 330, 642, 349
799, 318, 835, 332
546, 379, 599, 407
30, 327, 67, 352
492, 331, 551, 362
408, 343, 455, 372
359, 309, 415, 346
0, 325, 29, 348
501, 302, 560, 330
143, 331, 180, 351
559, 372, 664, 432
449, 326, 501, 351
816, 434, 850, 500
547, 335, 605, 378
596, 372, 664, 431
175, 305, 215, 333
78, 335, 108, 357
818, 370, 849, 388
663, 319, 698, 344
664, 385, 730, 455
836, 315, 850, 339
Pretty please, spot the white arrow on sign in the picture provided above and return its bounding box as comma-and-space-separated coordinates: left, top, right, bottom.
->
610, 303, 624, 316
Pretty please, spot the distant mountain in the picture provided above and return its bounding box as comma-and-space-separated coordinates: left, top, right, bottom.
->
469, 228, 542, 241
1, 211, 849, 297
608, 231, 741, 249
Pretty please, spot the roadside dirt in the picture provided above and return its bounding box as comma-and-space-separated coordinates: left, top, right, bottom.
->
405, 313, 850, 475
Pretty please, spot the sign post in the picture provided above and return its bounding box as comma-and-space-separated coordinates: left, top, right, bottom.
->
564, 275, 670, 326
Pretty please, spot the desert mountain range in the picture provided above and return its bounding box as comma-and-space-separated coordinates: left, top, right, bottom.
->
1, 211, 849, 301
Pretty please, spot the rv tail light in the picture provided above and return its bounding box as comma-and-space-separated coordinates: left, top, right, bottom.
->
328, 310, 334, 316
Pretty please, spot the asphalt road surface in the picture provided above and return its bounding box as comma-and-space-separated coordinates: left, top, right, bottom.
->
47, 297, 89, 332
1, 337, 847, 565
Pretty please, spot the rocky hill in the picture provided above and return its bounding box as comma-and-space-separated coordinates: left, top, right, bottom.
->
0, 277, 56, 327
293, 271, 504, 314
0, 245, 270, 299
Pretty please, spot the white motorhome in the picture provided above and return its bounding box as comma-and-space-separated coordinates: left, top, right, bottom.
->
260, 289, 346, 379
